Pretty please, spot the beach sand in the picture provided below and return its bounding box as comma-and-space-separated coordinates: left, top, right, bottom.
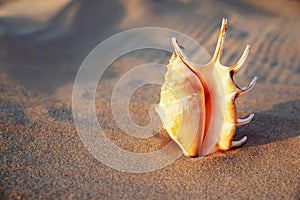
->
0, 0, 299, 199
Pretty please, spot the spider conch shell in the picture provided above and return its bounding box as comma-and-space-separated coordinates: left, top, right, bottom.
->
156, 18, 257, 157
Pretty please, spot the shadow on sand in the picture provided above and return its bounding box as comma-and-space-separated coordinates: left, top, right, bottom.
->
0, 0, 124, 93
235, 100, 300, 147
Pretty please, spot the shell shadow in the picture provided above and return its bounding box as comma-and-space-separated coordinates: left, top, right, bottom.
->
236, 100, 300, 147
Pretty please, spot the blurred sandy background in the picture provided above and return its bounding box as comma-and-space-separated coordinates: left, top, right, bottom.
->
0, 0, 299, 199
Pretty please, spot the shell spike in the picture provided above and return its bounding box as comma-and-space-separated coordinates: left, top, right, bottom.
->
231, 45, 250, 73
236, 113, 254, 126
171, 37, 188, 60
212, 18, 227, 63
236, 76, 257, 97
171, 37, 198, 72
232, 136, 247, 147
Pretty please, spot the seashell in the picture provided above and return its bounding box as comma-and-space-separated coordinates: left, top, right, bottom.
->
156, 18, 257, 157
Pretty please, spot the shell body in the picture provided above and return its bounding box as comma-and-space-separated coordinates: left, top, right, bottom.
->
156, 19, 257, 157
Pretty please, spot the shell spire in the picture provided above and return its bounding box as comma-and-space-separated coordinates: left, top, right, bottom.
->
156, 18, 257, 157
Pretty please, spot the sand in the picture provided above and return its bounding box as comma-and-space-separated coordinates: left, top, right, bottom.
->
0, 0, 299, 199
